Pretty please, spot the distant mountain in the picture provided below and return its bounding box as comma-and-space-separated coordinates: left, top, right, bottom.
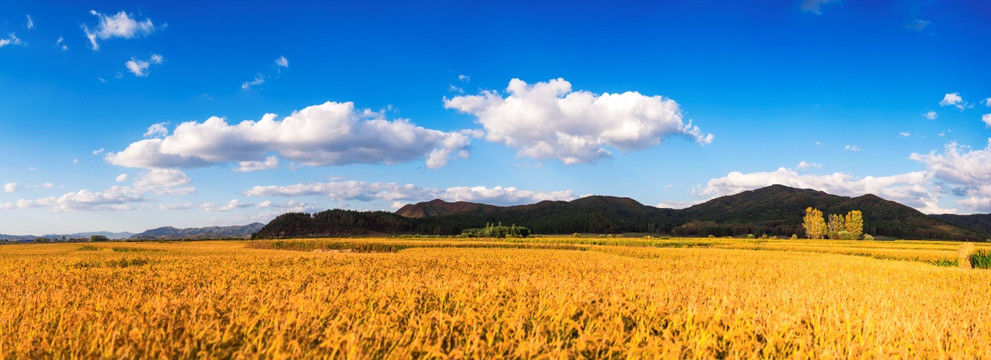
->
130, 223, 265, 240
254, 185, 986, 241
930, 214, 991, 239
1, 231, 134, 241
42, 231, 135, 240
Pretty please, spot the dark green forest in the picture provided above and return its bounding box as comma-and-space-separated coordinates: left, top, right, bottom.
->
253, 185, 988, 241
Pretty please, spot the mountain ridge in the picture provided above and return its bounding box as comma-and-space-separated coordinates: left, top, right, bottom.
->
255, 185, 987, 241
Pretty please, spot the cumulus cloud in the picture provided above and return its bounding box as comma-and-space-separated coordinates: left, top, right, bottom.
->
106, 101, 474, 170
983, 114, 991, 128
444, 78, 712, 164
910, 140, 991, 201
144, 122, 169, 138
694, 167, 951, 214
56, 36, 67, 50
2, 170, 195, 213
244, 180, 575, 207
275, 56, 288, 68
82, 10, 156, 50
939, 92, 968, 110
925, 111, 938, 120
235, 156, 279, 172
800, 0, 838, 14
984, 98, 991, 107
899, 132, 911, 137
0, 197, 55, 210
4, 182, 20, 193
844, 145, 862, 152
25, 15, 34, 29
52, 187, 143, 212
797, 161, 822, 169
0, 33, 23, 48
132, 169, 194, 195
204, 199, 253, 212
125, 53, 163, 77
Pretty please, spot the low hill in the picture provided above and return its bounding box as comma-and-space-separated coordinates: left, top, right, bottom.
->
396, 199, 501, 218
675, 185, 980, 240
930, 214, 991, 239
253, 185, 986, 241
131, 223, 265, 240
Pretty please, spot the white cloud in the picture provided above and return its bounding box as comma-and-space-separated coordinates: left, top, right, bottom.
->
25, 15, 34, 29
4, 182, 20, 193
115, 174, 129, 182
125, 53, 162, 77
797, 160, 822, 169
235, 156, 279, 172
664, 184, 675, 190
925, 111, 938, 120
444, 78, 711, 165
458, 74, 470, 82
983, 114, 991, 128
984, 98, 991, 107
82, 10, 156, 50
53, 186, 143, 212
957, 196, 991, 212
204, 199, 253, 212
800, 0, 837, 14
0, 197, 55, 210
241, 74, 265, 90
56, 36, 67, 50
911, 140, 991, 200
275, 56, 288, 68
107, 101, 474, 170
157, 202, 197, 210
899, 132, 911, 137
244, 180, 575, 207
41, 182, 54, 188
939, 92, 968, 110
0, 33, 23, 48
257, 200, 273, 208
92, 148, 104, 155
695, 167, 952, 214
72, 158, 78, 164
844, 145, 862, 152
132, 169, 194, 195
144, 122, 169, 138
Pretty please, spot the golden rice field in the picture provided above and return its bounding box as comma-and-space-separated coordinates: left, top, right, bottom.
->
1, 237, 991, 358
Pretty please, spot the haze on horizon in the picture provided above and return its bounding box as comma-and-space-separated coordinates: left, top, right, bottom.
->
1, 1, 990, 235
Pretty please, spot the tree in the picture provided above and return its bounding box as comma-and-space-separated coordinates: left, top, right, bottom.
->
803, 207, 826, 239
827, 213, 845, 238
90, 235, 110, 242
845, 210, 864, 239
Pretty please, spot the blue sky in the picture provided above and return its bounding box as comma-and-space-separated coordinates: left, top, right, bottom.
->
2, 0, 991, 235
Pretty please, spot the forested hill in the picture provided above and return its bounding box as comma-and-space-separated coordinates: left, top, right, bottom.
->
253, 185, 987, 241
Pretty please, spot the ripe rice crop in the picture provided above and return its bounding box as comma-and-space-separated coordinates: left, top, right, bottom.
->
1, 238, 990, 357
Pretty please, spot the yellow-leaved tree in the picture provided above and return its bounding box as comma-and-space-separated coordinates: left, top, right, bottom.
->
845, 210, 864, 239
803, 207, 826, 239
